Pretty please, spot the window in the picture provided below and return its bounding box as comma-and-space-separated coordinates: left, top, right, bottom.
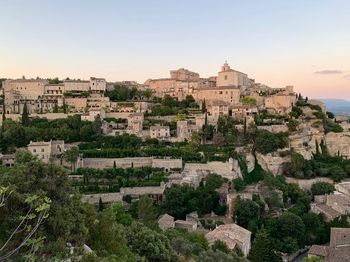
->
224, 75, 228, 80
41, 148, 44, 152
33, 149, 36, 153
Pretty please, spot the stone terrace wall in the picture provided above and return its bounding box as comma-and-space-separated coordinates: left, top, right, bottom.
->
286, 177, 334, 190
80, 157, 183, 170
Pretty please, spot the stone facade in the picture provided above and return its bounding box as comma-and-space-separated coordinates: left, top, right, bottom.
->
27, 140, 65, 163
150, 125, 170, 139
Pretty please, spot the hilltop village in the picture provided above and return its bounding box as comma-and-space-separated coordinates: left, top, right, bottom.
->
1, 63, 350, 261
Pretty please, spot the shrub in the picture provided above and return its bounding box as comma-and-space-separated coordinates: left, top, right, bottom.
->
311, 182, 335, 196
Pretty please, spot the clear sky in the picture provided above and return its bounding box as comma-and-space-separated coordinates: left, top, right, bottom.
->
1, 0, 349, 99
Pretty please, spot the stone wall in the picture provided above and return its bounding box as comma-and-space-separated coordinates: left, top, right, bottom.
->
285, 177, 334, 190
80, 157, 182, 170
152, 158, 183, 170
257, 124, 288, 133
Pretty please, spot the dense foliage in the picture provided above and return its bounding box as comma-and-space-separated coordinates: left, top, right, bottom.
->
284, 150, 350, 181
162, 175, 227, 219
72, 167, 168, 193
254, 129, 288, 154
0, 154, 248, 261
0, 116, 102, 153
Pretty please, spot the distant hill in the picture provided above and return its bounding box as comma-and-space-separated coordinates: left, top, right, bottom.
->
318, 99, 350, 116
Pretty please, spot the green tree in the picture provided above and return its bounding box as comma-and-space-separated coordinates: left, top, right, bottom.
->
212, 240, 229, 253
248, 228, 280, 262
64, 146, 79, 171
126, 222, 176, 261
89, 208, 135, 260
21, 101, 30, 127
234, 199, 260, 230
137, 196, 157, 228
233, 177, 246, 192
311, 182, 335, 196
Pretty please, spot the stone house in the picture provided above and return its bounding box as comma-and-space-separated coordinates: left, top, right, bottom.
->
205, 223, 251, 257
308, 227, 350, 261
150, 125, 170, 139
27, 140, 65, 163
174, 220, 198, 232
81, 192, 123, 205
158, 214, 175, 231
127, 112, 144, 136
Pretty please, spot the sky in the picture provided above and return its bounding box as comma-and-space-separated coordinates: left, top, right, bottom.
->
1, 0, 350, 100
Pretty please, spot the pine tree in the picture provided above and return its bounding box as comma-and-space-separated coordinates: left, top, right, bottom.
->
248, 228, 280, 262
21, 101, 29, 127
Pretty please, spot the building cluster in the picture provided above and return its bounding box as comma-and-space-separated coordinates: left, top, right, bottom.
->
0, 62, 300, 145
146, 62, 296, 116
310, 181, 350, 221
308, 227, 350, 261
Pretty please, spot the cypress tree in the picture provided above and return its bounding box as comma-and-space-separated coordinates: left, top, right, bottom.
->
98, 197, 104, 212
202, 99, 206, 113
248, 228, 280, 262
315, 140, 320, 156
21, 101, 29, 127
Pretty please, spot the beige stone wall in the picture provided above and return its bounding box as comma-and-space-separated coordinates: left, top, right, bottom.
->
216, 62, 249, 87
3, 79, 47, 100
170, 68, 199, 81
81, 157, 182, 170
285, 177, 334, 190
65, 97, 87, 111
194, 87, 240, 107
264, 93, 296, 114
150, 125, 170, 139
64, 80, 90, 92
257, 124, 288, 133
152, 158, 183, 170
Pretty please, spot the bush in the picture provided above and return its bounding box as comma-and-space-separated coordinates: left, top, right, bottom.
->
311, 182, 335, 196
233, 178, 246, 192
255, 130, 288, 154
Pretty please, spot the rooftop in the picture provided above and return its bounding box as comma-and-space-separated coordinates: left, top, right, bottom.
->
205, 223, 251, 250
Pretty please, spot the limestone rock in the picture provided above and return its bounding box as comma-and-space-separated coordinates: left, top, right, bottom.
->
256, 150, 290, 176
325, 131, 350, 158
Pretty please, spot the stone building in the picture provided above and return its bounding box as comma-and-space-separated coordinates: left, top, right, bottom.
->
63, 80, 90, 93
205, 223, 251, 257
308, 227, 350, 261
194, 86, 240, 108
145, 68, 201, 100
150, 125, 170, 139
264, 87, 296, 114
216, 62, 250, 91
158, 214, 175, 231
119, 184, 166, 203
127, 113, 144, 136
27, 140, 65, 163
81, 192, 123, 205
